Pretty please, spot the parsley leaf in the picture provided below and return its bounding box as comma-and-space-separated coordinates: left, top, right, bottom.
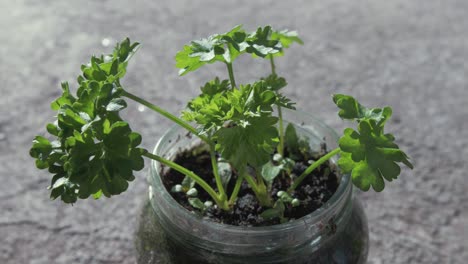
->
215, 116, 279, 168
284, 123, 312, 160
260, 74, 295, 110
333, 94, 413, 192
30, 38, 144, 203
181, 78, 233, 133
261, 74, 287, 91
182, 78, 294, 134
175, 25, 303, 75
183, 78, 282, 168
175, 25, 247, 75
333, 94, 392, 129
245, 26, 282, 57
271, 29, 304, 56
261, 154, 295, 186
246, 27, 303, 58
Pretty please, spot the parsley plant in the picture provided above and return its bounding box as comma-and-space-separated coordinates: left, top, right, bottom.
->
31, 26, 412, 213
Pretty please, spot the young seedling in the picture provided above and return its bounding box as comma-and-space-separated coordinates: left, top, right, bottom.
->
31, 26, 413, 220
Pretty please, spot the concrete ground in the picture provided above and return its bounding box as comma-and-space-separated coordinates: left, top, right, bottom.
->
1, 0, 467, 263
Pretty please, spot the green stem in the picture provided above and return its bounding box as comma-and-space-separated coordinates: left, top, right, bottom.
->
269, 56, 284, 156
242, 169, 271, 207
269, 55, 276, 75
122, 90, 210, 144
255, 167, 266, 190
143, 152, 229, 210
102, 166, 112, 182
255, 167, 272, 207
228, 171, 244, 205
277, 105, 284, 156
289, 148, 341, 192
226, 62, 237, 89
243, 172, 260, 194
210, 145, 226, 200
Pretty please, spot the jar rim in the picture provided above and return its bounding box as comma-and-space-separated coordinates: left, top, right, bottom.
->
149, 108, 351, 234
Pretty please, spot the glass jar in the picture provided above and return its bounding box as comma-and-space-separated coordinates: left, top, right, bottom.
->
136, 109, 369, 264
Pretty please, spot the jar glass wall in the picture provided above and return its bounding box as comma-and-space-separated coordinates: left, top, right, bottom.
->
136, 109, 369, 264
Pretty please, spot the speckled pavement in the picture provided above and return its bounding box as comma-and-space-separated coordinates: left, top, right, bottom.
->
1, 0, 467, 263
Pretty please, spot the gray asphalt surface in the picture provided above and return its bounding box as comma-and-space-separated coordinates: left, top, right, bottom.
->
1, 0, 467, 263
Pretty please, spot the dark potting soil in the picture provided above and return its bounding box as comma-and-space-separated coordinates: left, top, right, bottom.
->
161, 143, 339, 227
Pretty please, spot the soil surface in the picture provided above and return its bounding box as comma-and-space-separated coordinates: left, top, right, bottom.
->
162, 146, 338, 226
2, 1, 468, 263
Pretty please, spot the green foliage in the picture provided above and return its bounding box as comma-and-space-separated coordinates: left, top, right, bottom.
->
245, 26, 282, 57
183, 78, 294, 133
215, 116, 279, 169
284, 124, 312, 160
261, 74, 295, 109
31, 25, 413, 215
175, 25, 247, 75
260, 200, 286, 222
188, 197, 207, 211
261, 74, 287, 91
175, 25, 303, 75
260, 191, 300, 223
333, 94, 413, 192
261, 154, 295, 186
276, 191, 293, 203
246, 27, 303, 58
171, 176, 196, 194
181, 77, 232, 133
30, 38, 144, 203
261, 160, 283, 186
271, 29, 304, 49
333, 94, 392, 127
182, 78, 299, 169
186, 188, 198, 197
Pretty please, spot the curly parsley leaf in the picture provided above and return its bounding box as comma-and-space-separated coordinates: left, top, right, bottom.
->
184, 79, 283, 168
333, 94, 413, 192
182, 78, 294, 135
30, 38, 144, 204
181, 78, 233, 133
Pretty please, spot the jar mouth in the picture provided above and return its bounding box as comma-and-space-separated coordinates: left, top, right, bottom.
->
149, 109, 351, 234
